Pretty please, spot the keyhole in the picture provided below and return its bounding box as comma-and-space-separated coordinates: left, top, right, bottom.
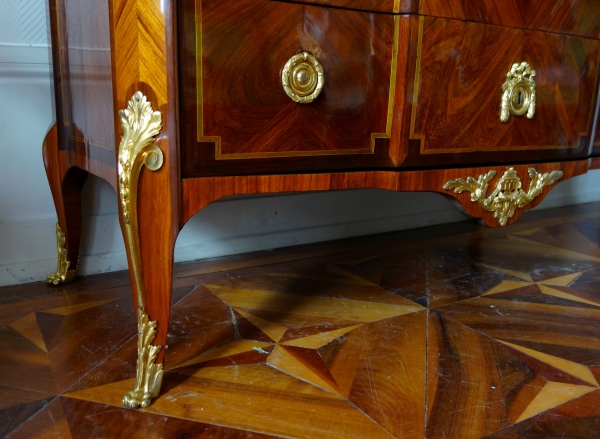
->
517, 90, 523, 106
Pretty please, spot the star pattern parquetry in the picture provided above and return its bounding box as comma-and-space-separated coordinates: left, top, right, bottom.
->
4, 213, 600, 438
174, 283, 423, 398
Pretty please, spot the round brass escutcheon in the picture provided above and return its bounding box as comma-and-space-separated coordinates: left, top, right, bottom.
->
509, 81, 531, 117
282, 52, 324, 104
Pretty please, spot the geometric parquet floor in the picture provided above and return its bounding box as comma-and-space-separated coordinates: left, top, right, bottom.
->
3, 203, 600, 438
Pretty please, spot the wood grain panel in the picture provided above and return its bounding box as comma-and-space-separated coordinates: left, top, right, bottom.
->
63, 0, 114, 152
182, 160, 588, 228
202, 0, 393, 157
180, 0, 407, 176
48, 0, 117, 184
412, 17, 599, 157
111, 0, 167, 108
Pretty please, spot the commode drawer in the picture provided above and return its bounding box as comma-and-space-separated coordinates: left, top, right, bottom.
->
283, 0, 600, 38
421, 0, 600, 39
401, 16, 600, 168
180, 0, 404, 177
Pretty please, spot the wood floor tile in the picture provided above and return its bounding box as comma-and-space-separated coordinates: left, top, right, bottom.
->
9, 313, 47, 352
514, 381, 597, 423
61, 397, 277, 439
0, 386, 54, 438
66, 373, 395, 439
163, 285, 238, 369
0, 326, 57, 394
345, 311, 426, 439
427, 312, 540, 439
7, 397, 71, 439
484, 389, 600, 438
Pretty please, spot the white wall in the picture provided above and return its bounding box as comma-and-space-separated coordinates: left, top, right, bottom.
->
2, 3, 600, 287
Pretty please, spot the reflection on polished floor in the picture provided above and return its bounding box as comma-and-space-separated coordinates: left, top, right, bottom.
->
3, 203, 600, 438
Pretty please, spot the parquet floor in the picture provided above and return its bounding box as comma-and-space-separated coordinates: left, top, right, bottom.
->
3, 203, 600, 438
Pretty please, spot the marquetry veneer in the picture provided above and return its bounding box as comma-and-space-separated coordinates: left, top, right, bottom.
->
43, 0, 600, 411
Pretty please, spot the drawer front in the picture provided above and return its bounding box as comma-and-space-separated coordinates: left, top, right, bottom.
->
279, 0, 600, 38
422, 0, 600, 39
401, 16, 600, 168
180, 0, 404, 177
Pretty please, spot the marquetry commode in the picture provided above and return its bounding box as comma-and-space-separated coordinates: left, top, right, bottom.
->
43, 0, 600, 408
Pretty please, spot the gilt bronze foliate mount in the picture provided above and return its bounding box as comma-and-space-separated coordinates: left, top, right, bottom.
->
46, 222, 76, 285
117, 92, 165, 409
444, 167, 563, 226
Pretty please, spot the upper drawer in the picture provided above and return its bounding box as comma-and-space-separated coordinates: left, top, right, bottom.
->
280, 0, 600, 39
402, 16, 600, 167
180, 0, 402, 177
421, 0, 600, 39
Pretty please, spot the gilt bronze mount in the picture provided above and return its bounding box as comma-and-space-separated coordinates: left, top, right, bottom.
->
117, 91, 165, 408
46, 222, 76, 285
500, 62, 536, 123
443, 167, 563, 226
282, 52, 325, 104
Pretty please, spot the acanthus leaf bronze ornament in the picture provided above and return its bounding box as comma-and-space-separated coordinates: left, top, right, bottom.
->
123, 308, 164, 409
282, 52, 325, 104
118, 92, 164, 225
500, 62, 536, 123
443, 168, 563, 226
46, 222, 76, 285
118, 91, 164, 408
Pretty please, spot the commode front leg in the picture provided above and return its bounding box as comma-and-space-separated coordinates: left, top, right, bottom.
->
116, 92, 174, 409
43, 125, 88, 285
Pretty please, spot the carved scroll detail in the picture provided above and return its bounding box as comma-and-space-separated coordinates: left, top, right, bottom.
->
117, 92, 164, 408
46, 222, 76, 285
443, 167, 563, 226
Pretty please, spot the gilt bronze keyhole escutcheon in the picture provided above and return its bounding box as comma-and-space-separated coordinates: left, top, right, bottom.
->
282, 52, 325, 104
500, 62, 536, 122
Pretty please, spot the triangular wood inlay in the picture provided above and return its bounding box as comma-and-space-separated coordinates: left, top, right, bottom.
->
483, 280, 533, 296
42, 298, 120, 316
538, 285, 600, 307
267, 345, 342, 395
282, 325, 361, 349
235, 309, 286, 342
10, 313, 47, 352
498, 340, 599, 386
476, 264, 533, 282
515, 381, 596, 423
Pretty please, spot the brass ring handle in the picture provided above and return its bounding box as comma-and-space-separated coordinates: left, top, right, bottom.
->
282, 52, 324, 104
500, 62, 536, 122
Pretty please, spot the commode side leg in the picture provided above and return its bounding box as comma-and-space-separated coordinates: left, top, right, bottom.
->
43, 124, 88, 285
116, 92, 175, 409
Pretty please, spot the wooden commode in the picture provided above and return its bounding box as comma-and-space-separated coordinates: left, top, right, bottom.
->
43, 0, 600, 409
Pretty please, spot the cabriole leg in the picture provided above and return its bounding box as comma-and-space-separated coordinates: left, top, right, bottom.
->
116, 92, 173, 409
43, 125, 88, 285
